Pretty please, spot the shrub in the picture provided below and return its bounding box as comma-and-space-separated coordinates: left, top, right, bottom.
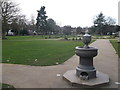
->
45, 37, 47, 39
64, 37, 68, 40
79, 37, 81, 40
72, 38, 74, 40
76, 38, 77, 40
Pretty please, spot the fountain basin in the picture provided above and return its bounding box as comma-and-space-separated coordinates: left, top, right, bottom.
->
75, 46, 98, 57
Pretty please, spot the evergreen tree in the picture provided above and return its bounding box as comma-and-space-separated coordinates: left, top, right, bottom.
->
93, 12, 106, 35
36, 6, 48, 35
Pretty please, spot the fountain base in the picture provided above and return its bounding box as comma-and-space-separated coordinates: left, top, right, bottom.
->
63, 70, 109, 87
76, 66, 96, 80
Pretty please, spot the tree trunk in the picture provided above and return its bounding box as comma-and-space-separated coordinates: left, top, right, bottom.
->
2, 32, 6, 39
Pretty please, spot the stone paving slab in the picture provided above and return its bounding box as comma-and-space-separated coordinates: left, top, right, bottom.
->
0, 39, 119, 88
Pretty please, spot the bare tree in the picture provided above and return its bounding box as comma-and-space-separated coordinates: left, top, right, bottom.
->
106, 17, 116, 25
17, 15, 28, 35
30, 14, 35, 26
9, 14, 27, 35
47, 18, 56, 35
30, 14, 36, 35
1, 0, 20, 39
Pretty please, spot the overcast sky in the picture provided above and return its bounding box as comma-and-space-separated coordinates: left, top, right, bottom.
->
13, 0, 119, 27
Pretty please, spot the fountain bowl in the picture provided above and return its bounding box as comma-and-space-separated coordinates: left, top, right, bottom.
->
75, 46, 98, 57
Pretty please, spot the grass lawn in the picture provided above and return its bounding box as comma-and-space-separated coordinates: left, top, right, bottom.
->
110, 40, 120, 57
5, 35, 74, 40
5, 35, 58, 40
3, 36, 89, 66
92, 35, 116, 39
0, 83, 15, 89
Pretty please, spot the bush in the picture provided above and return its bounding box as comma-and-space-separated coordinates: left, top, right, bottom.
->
20, 30, 29, 36
76, 38, 77, 40
64, 37, 68, 40
48, 36, 51, 38
45, 37, 47, 39
72, 38, 74, 40
79, 37, 81, 40
54, 36, 60, 38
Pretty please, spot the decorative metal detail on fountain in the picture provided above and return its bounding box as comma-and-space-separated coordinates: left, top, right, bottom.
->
82, 30, 91, 48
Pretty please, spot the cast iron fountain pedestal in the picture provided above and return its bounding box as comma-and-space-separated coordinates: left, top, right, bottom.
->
75, 33, 97, 80
63, 32, 110, 87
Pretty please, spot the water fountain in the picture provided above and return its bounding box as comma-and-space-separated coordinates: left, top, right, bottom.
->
63, 31, 110, 87
75, 32, 97, 80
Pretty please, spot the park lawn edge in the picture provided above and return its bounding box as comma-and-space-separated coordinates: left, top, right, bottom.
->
109, 39, 120, 57
3, 38, 95, 66
0, 83, 15, 89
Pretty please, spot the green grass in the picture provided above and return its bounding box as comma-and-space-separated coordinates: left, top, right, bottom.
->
0, 83, 15, 89
5, 35, 53, 40
5, 35, 74, 40
92, 35, 116, 39
110, 40, 120, 57
3, 37, 86, 66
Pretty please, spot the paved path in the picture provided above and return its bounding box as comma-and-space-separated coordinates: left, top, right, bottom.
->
0, 39, 119, 88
